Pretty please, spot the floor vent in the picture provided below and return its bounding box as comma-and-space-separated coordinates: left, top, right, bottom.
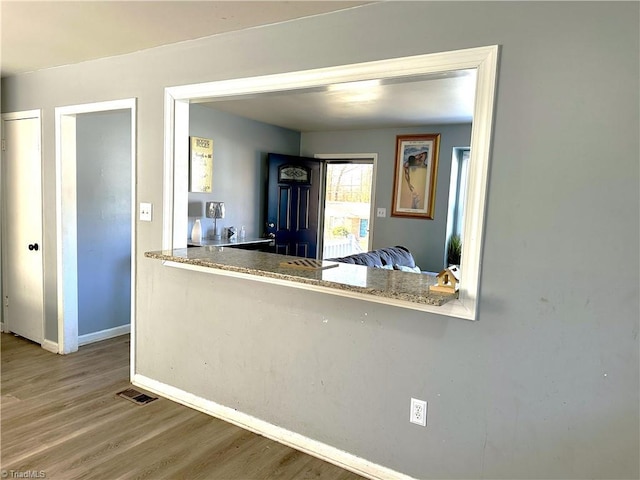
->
117, 388, 157, 405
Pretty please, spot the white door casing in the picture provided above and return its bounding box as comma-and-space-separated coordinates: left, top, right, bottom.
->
55, 99, 137, 366
315, 153, 378, 255
1, 111, 45, 344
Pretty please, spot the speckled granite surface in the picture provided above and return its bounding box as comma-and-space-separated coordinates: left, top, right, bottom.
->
145, 246, 457, 306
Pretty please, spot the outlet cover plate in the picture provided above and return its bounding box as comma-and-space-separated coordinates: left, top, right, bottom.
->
410, 398, 427, 426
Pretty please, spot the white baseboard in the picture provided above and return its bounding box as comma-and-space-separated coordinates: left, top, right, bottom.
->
78, 324, 130, 346
1, 324, 58, 353
132, 374, 415, 480
42, 339, 59, 354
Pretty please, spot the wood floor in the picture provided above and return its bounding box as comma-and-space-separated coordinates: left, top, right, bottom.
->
1, 333, 363, 480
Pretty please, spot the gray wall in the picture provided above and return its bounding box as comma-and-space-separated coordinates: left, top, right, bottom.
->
2, 2, 638, 479
188, 105, 300, 239
301, 124, 472, 272
76, 110, 131, 336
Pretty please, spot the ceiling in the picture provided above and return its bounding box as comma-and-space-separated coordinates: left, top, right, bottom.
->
0, 1, 367, 77
1, 1, 476, 130
200, 70, 477, 132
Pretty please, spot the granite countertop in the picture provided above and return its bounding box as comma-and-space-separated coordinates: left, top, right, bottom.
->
187, 237, 273, 247
145, 246, 458, 307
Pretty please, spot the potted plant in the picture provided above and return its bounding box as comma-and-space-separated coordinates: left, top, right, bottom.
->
447, 234, 462, 266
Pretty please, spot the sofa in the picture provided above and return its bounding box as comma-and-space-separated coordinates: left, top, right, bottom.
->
327, 245, 422, 273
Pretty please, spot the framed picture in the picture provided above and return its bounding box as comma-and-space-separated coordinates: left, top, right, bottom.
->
189, 136, 213, 193
391, 133, 441, 219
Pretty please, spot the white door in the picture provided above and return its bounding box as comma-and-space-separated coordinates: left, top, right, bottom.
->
2, 114, 44, 344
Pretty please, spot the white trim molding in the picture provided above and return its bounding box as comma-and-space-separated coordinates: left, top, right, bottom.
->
54, 99, 138, 356
133, 374, 416, 480
78, 324, 131, 347
162, 45, 499, 321
42, 339, 59, 354
314, 153, 378, 252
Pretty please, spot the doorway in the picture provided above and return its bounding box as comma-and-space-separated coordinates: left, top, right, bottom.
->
319, 156, 376, 259
55, 99, 137, 359
266, 153, 377, 260
1, 110, 45, 346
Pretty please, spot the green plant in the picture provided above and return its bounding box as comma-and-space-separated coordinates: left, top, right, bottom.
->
447, 234, 462, 266
332, 225, 350, 237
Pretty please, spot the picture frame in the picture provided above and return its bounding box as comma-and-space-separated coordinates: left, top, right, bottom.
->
189, 136, 213, 193
391, 133, 440, 219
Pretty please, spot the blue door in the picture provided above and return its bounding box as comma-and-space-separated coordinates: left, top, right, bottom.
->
266, 153, 322, 259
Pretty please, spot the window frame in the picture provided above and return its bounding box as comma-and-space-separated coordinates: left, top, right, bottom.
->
162, 45, 500, 320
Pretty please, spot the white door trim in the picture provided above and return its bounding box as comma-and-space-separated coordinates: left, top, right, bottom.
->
54, 99, 137, 367
1, 110, 44, 343
314, 153, 378, 253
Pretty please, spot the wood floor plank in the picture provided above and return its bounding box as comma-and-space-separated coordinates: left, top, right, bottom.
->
11, 401, 203, 478
1, 333, 364, 480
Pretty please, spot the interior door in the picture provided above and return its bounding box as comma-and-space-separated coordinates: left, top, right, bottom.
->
2, 115, 44, 344
266, 153, 322, 259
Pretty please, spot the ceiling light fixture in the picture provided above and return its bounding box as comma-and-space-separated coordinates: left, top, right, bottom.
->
328, 79, 382, 103
328, 79, 381, 92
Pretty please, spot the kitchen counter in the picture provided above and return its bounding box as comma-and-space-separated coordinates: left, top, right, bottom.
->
145, 246, 457, 307
187, 237, 274, 248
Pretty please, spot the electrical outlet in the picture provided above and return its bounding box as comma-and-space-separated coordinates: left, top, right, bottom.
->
410, 398, 427, 426
140, 202, 153, 222
376, 207, 386, 217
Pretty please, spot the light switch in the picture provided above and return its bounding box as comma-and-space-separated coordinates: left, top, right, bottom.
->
140, 202, 153, 222
376, 207, 386, 218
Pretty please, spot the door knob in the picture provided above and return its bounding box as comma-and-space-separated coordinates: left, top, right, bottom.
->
28, 243, 39, 251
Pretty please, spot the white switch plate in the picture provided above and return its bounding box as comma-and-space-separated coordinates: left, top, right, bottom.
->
376, 207, 386, 217
140, 202, 153, 222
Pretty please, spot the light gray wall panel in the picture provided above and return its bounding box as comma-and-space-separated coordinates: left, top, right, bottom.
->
188, 105, 300, 239
2, 2, 638, 478
76, 110, 131, 335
